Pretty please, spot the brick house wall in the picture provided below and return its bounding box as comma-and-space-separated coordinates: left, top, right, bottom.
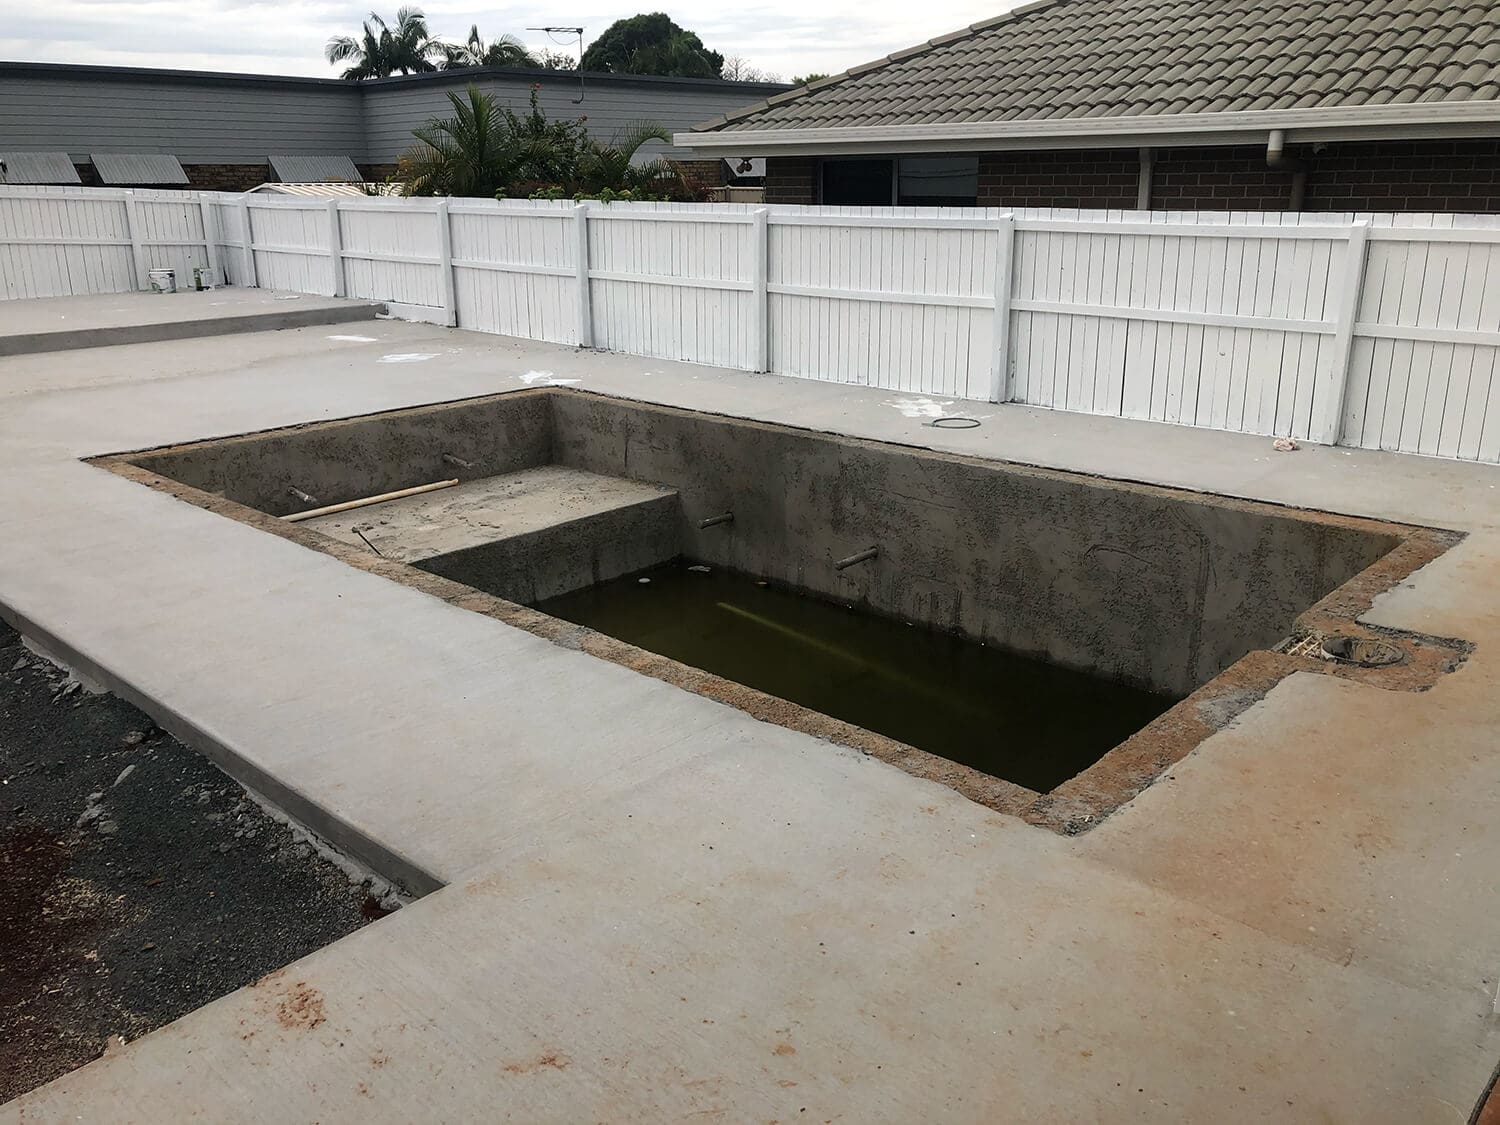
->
978, 149, 1139, 208
675, 158, 726, 197
1306, 139, 1500, 212
764, 138, 1500, 212
182, 164, 271, 192
764, 156, 817, 204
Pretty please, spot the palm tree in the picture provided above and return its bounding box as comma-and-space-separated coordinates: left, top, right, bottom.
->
326, 8, 444, 80
440, 26, 536, 69
577, 124, 682, 196
399, 86, 526, 197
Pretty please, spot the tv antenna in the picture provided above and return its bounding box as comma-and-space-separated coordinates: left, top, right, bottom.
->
527, 25, 585, 102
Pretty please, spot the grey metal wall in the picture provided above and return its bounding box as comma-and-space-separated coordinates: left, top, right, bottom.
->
0, 63, 785, 168
362, 72, 786, 163
0, 66, 365, 163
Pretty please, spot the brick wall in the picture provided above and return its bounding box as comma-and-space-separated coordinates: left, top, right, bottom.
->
1306, 139, 1500, 212
764, 156, 816, 204
182, 164, 270, 192
977, 149, 1139, 208
769, 140, 1500, 213
675, 158, 726, 197
1150, 146, 1293, 210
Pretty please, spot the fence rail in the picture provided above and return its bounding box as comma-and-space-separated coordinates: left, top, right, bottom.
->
5, 186, 1500, 464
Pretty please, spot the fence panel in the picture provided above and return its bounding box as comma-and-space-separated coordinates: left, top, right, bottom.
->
0, 188, 134, 298
589, 209, 756, 369
449, 203, 578, 344
1008, 219, 1349, 441
337, 201, 444, 308
8, 186, 1500, 464
767, 213, 998, 398
1343, 216, 1500, 459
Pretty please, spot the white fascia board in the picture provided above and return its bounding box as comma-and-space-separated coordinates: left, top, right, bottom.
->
674, 102, 1500, 156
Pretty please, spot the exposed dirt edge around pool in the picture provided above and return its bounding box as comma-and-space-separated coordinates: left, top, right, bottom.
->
0, 592, 445, 899
94, 430, 1471, 837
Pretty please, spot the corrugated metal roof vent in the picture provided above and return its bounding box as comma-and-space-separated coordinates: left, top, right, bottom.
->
0, 152, 82, 184
269, 154, 362, 183
91, 153, 189, 185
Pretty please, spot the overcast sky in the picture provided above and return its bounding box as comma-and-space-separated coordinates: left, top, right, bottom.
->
0, 1, 1019, 82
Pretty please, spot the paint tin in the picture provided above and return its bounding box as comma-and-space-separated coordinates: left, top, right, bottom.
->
147, 268, 176, 294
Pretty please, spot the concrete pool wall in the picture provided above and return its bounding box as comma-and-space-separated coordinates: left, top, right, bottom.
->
110, 388, 1468, 829
131, 388, 1407, 697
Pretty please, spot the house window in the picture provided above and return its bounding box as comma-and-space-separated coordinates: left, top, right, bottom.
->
819, 155, 980, 206
897, 156, 979, 206
820, 158, 895, 205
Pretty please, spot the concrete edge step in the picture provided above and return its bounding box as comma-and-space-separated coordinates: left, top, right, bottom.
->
0, 596, 444, 900
0, 301, 388, 358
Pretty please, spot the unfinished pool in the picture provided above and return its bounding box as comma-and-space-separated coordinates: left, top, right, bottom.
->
101, 388, 1466, 830
539, 560, 1173, 793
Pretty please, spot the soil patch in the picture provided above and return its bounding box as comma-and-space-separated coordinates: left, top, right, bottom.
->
0, 621, 383, 1103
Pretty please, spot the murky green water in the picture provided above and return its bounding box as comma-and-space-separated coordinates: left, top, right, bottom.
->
537, 561, 1177, 792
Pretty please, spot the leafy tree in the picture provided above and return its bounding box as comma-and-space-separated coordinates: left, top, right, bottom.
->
440, 26, 536, 69
326, 7, 445, 79
792, 72, 829, 86
580, 13, 723, 78
398, 85, 702, 201
535, 50, 577, 70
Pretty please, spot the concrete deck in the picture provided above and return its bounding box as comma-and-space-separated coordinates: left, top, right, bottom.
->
0, 289, 383, 356
300, 466, 675, 565
2, 293, 1500, 1122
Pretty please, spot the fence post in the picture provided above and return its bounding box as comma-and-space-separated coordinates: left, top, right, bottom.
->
573, 202, 593, 348
199, 194, 221, 285
237, 197, 257, 288
751, 207, 770, 372
989, 213, 1016, 403
325, 198, 346, 299
433, 199, 456, 326
123, 192, 149, 290
1316, 219, 1371, 446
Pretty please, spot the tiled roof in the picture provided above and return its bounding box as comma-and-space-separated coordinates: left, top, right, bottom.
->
705, 0, 1500, 132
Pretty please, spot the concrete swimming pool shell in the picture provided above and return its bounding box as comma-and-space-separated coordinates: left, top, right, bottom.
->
96, 389, 1472, 834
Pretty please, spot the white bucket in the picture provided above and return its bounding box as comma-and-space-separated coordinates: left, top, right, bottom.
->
147, 268, 176, 294
192, 266, 220, 290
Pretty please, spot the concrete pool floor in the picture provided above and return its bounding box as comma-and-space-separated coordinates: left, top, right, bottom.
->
2, 295, 1500, 1121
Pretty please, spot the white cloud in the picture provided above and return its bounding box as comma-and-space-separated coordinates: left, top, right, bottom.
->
0, 1, 1019, 82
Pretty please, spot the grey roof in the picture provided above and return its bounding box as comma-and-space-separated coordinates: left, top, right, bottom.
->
269, 154, 362, 183
0, 151, 80, 184
91, 152, 189, 184
705, 0, 1500, 132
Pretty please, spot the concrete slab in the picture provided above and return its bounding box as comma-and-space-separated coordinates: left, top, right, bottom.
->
300, 466, 675, 565
2, 311, 1500, 1121
0, 288, 384, 356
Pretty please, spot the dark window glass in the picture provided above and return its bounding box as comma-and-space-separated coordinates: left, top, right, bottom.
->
897, 155, 979, 206
820, 158, 894, 205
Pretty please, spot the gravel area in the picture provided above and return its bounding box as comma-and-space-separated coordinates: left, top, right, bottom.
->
0, 620, 393, 1103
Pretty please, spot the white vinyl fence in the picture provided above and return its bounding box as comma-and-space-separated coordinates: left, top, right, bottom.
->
5, 185, 1500, 463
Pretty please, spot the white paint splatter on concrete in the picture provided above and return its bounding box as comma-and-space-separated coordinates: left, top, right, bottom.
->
376, 353, 438, 364
517, 371, 581, 386
327, 334, 378, 343
884, 396, 956, 419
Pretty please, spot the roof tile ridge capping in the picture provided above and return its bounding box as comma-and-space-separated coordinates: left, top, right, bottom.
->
691, 0, 1080, 131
